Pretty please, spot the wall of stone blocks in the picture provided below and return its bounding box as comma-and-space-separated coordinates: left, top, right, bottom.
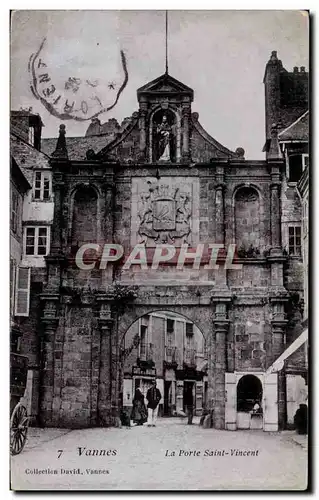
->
228, 264, 270, 289
284, 259, 304, 293
19, 272, 45, 365
66, 267, 103, 291
55, 306, 100, 428
151, 315, 165, 376
122, 319, 143, 377
228, 304, 271, 372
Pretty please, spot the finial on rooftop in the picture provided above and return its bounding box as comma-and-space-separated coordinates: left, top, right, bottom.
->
267, 123, 282, 160
52, 124, 68, 159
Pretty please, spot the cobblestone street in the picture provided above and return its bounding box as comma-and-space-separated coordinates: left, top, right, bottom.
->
11, 418, 308, 491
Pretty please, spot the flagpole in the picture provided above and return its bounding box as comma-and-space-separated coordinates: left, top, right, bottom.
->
165, 10, 168, 74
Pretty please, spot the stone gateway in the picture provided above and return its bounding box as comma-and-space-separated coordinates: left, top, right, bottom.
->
15, 53, 307, 432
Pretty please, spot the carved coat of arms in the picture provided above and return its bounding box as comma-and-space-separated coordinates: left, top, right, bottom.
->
137, 181, 191, 244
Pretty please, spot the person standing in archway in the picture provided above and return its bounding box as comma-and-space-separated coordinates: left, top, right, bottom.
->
184, 384, 194, 425
131, 388, 148, 426
146, 380, 162, 427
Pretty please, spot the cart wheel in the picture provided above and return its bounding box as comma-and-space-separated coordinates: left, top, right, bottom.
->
10, 403, 29, 455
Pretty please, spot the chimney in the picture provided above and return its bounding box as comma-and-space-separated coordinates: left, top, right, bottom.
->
293, 66, 299, 73
264, 51, 282, 141
300, 66, 306, 73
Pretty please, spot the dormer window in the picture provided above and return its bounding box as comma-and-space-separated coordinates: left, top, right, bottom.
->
302, 153, 309, 170
287, 153, 303, 183
28, 126, 35, 147
33, 171, 52, 200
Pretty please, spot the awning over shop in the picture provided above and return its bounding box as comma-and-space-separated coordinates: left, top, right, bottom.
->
266, 329, 308, 374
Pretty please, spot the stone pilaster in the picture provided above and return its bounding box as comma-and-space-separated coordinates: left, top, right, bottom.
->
102, 175, 115, 242
50, 174, 66, 256
50, 125, 69, 256
211, 295, 231, 429
215, 183, 225, 245
39, 293, 59, 426
138, 99, 148, 162
181, 102, 191, 162
270, 296, 288, 430
97, 295, 114, 426
269, 159, 282, 256
206, 322, 214, 415
270, 182, 281, 253
100, 176, 115, 286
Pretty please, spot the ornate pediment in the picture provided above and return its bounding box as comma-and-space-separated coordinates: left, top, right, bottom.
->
137, 73, 194, 100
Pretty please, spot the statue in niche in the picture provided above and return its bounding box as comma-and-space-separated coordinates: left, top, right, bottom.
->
153, 112, 176, 162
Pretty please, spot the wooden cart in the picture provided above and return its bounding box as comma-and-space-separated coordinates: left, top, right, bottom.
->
10, 353, 29, 455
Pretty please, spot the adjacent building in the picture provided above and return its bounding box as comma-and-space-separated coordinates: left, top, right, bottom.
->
10, 156, 31, 351
123, 312, 207, 417
10, 109, 53, 424
263, 52, 309, 427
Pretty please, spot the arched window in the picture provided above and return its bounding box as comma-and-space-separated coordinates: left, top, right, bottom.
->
235, 187, 260, 251
71, 186, 98, 247
237, 374, 263, 412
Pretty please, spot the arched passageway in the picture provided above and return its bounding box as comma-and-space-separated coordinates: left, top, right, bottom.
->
119, 310, 208, 425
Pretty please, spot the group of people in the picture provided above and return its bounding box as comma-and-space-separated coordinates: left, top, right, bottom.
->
131, 379, 162, 427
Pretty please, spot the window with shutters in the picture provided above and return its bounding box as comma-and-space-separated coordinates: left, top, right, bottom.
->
186, 322, 194, 337
166, 319, 174, 346
11, 188, 19, 233
24, 226, 50, 256
288, 225, 302, 256
10, 258, 16, 315
15, 267, 31, 317
33, 171, 52, 200
140, 324, 148, 359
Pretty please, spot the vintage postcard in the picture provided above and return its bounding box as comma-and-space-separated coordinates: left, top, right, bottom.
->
10, 10, 309, 490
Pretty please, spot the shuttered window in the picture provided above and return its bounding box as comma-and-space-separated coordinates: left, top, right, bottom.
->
14, 267, 31, 317
10, 259, 16, 315
166, 319, 174, 346
186, 323, 194, 337
11, 189, 19, 233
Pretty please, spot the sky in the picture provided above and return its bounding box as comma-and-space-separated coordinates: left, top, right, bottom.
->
10, 10, 309, 159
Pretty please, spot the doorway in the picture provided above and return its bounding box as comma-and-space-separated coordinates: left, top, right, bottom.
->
183, 381, 195, 412
237, 374, 263, 430
164, 381, 172, 416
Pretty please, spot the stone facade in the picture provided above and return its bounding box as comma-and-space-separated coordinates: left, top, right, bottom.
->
16, 54, 307, 431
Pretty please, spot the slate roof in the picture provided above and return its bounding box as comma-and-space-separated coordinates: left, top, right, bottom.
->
10, 133, 50, 183
41, 134, 115, 161
278, 111, 309, 142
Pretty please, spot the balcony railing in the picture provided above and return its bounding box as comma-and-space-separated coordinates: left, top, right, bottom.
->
165, 346, 177, 363
139, 342, 153, 361
184, 348, 196, 367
